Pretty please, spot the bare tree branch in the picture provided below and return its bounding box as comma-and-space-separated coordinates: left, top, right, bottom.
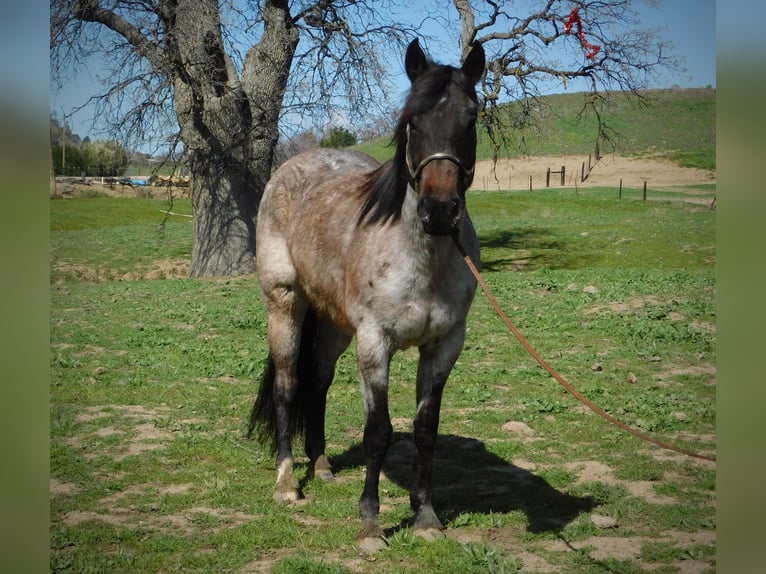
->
447, 0, 680, 156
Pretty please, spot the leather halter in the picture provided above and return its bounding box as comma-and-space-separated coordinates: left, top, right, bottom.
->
404, 123, 475, 191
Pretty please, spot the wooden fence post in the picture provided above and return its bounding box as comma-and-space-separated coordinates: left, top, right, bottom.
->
560, 166, 566, 186
546, 167, 550, 188
643, 180, 647, 201
619, 179, 622, 199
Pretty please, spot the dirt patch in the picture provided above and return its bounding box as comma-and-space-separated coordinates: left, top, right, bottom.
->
660, 364, 717, 379
62, 504, 258, 536
583, 295, 662, 317
564, 460, 677, 505
75, 404, 171, 423
501, 420, 536, 437
70, 404, 209, 461
472, 155, 715, 192
54, 180, 191, 200
53, 258, 191, 283
541, 532, 715, 573
544, 535, 645, 561
50, 478, 81, 498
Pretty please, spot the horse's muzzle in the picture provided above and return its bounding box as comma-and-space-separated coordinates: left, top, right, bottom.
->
417, 196, 464, 236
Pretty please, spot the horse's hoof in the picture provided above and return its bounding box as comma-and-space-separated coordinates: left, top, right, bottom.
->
412, 506, 444, 531
273, 489, 300, 504
313, 468, 335, 482
413, 527, 445, 542
357, 536, 387, 555
310, 455, 335, 482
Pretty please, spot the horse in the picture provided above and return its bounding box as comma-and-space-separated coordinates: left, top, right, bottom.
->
249, 38, 485, 547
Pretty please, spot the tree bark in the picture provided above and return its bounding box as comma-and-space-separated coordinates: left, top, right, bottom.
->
170, 19, 259, 277
71, 0, 299, 277
171, 0, 298, 277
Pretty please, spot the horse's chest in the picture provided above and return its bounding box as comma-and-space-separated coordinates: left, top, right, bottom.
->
344, 237, 473, 348
369, 270, 463, 347
393, 296, 455, 346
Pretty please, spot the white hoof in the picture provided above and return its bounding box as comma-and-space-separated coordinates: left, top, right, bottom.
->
273, 489, 299, 504
357, 536, 387, 554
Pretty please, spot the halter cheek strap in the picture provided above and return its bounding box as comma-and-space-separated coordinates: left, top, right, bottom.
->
405, 123, 475, 191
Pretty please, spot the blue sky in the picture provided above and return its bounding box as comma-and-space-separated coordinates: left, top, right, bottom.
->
639, 0, 716, 88
48, 0, 716, 146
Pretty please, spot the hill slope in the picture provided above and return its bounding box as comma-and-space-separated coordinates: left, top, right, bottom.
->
352, 88, 715, 171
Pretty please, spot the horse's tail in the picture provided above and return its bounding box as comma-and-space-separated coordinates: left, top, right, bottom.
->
247, 309, 317, 453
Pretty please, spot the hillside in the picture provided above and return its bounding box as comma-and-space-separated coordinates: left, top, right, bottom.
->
352, 88, 715, 171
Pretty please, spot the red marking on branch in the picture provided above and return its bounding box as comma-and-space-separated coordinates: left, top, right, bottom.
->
564, 7, 601, 59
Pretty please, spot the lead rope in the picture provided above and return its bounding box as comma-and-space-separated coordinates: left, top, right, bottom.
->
451, 232, 716, 463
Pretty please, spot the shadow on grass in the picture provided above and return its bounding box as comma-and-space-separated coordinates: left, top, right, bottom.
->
330, 432, 594, 534
478, 228, 596, 271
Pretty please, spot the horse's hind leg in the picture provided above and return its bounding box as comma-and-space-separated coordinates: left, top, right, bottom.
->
268, 296, 308, 503
304, 318, 351, 482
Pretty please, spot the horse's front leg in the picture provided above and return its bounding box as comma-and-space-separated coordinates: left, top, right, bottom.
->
355, 331, 393, 545
411, 324, 467, 536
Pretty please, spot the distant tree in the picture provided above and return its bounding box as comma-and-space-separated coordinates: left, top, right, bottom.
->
51, 116, 129, 176
81, 140, 129, 176
356, 111, 397, 142
319, 127, 356, 149
274, 130, 320, 165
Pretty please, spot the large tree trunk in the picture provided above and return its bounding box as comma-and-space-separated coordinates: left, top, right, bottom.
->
173, 74, 262, 277
187, 156, 260, 278
171, 0, 298, 277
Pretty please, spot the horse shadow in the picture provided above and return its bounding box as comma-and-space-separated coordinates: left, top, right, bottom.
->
478, 228, 596, 271
330, 432, 594, 534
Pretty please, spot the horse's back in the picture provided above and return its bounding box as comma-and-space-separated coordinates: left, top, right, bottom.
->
259, 147, 376, 238
262, 148, 378, 211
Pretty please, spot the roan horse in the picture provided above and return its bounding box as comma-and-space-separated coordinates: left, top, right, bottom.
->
249, 38, 485, 547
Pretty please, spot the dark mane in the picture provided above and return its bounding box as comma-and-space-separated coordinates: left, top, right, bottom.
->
358, 63, 477, 227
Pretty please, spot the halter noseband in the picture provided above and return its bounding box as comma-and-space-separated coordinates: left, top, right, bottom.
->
405, 123, 475, 191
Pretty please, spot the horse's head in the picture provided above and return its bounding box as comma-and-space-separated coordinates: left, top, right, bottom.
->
403, 38, 485, 236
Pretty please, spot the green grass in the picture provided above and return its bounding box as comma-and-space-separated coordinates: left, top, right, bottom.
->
353, 88, 716, 170
50, 189, 715, 573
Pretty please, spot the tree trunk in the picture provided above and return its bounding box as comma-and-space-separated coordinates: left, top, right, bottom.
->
173, 74, 262, 277
68, 0, 298, 277
171, 0, 298, 277
188, 158, 260, 277
50, 145, 58, 198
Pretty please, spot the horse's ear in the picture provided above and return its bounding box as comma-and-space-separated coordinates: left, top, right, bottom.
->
405, 38, 429, 82
462, 41, 485, 86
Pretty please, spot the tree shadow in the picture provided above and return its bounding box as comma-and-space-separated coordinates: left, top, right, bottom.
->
330, 432, 594, 534
478, 228, 595, 271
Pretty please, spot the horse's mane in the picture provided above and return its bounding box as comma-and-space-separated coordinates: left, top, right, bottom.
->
357, 63, 477, 227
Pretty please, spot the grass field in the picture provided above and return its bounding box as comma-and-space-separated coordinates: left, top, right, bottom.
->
50, 186, 716, 573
